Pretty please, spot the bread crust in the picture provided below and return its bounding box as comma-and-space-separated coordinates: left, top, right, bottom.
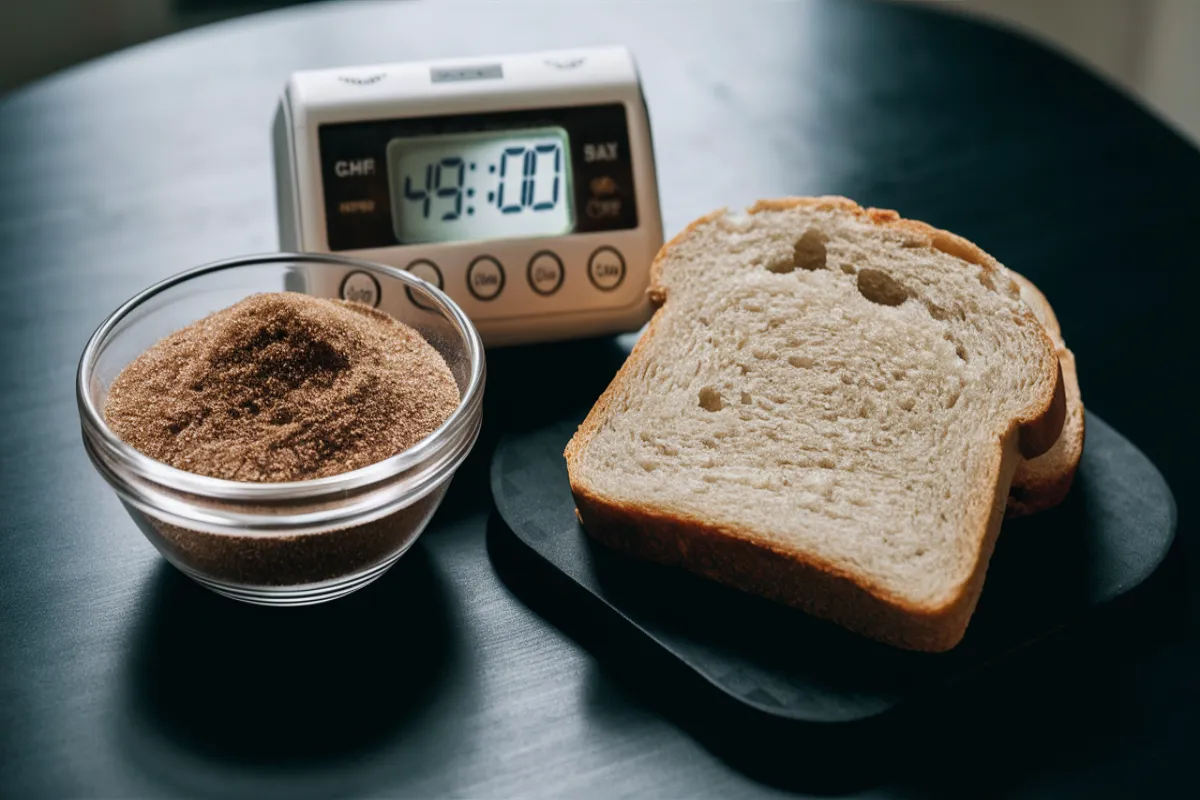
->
569, 196, 1066, 651
1005, 272, 1085, 516
570, 441, 1017, 651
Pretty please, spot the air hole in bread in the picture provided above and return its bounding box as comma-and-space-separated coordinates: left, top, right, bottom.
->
768, 228, 828, 273
840, 263, 856, 274
856, 268, 908, 306
740, 391, 753, 405
955, 343, 968, 361
788, 355, 815, 368
698, 386, 724, 412
978, 271, 996, 292
766, 255, 796, 274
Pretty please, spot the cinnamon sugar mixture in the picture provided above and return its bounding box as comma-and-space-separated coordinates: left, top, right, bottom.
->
105, 292, 459, 481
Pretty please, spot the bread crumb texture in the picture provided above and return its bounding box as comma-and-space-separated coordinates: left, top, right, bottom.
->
569, 199, 1060, 615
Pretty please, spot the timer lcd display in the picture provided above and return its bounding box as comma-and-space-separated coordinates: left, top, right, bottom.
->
386, 127, 573, 244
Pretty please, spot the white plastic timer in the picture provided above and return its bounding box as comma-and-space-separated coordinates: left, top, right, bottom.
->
273, 46, 663, 346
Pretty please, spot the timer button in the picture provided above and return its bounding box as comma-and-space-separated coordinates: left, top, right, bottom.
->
404, 259, 443, 309
340, 271, 381, 308
587, 246, 626, 291
527, 251, 564, 296
467, 256, 505, 301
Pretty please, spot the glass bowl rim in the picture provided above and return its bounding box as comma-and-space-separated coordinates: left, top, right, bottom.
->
77, 252, 486, 503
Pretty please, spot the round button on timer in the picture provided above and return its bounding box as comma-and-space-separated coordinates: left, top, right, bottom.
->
339, 270, 381, 307
527, 251, 564, 296
467, 256, 505, 301
403, 259, 443, 309
587, 246, 626, 291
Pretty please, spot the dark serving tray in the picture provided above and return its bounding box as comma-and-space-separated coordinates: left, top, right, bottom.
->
490, 410, 1176, 724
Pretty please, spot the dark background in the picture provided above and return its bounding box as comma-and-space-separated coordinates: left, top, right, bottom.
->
6, 0, 1200, 149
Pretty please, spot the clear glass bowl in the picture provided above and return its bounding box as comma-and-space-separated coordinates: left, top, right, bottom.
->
77, 253, 485, 605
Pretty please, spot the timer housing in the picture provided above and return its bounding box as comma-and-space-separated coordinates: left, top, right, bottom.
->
272, 46, 663, 346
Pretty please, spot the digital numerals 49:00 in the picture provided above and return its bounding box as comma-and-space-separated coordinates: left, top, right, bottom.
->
402, 142, 565, 221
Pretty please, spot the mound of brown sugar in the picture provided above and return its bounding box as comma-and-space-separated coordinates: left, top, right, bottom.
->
105, 292, 460, 482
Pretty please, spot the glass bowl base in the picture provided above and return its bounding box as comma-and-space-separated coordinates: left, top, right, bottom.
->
168, 543, 413, 606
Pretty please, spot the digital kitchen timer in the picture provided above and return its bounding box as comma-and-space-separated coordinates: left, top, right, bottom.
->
272, 46, 663, 346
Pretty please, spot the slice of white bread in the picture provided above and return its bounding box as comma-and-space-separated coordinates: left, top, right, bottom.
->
1005, 272, 1084, 516
565, 197, 1066, 651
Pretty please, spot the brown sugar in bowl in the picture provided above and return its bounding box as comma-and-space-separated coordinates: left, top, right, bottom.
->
78, 254, 484, 605
128, 487, 446, 602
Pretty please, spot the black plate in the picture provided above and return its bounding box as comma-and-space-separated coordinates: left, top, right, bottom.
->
490, 411, 1176, 724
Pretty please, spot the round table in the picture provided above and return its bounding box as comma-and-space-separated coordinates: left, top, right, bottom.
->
1, 1, 1196, 796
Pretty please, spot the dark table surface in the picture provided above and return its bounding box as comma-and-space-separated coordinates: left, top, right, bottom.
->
2, 1, 1198, 797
